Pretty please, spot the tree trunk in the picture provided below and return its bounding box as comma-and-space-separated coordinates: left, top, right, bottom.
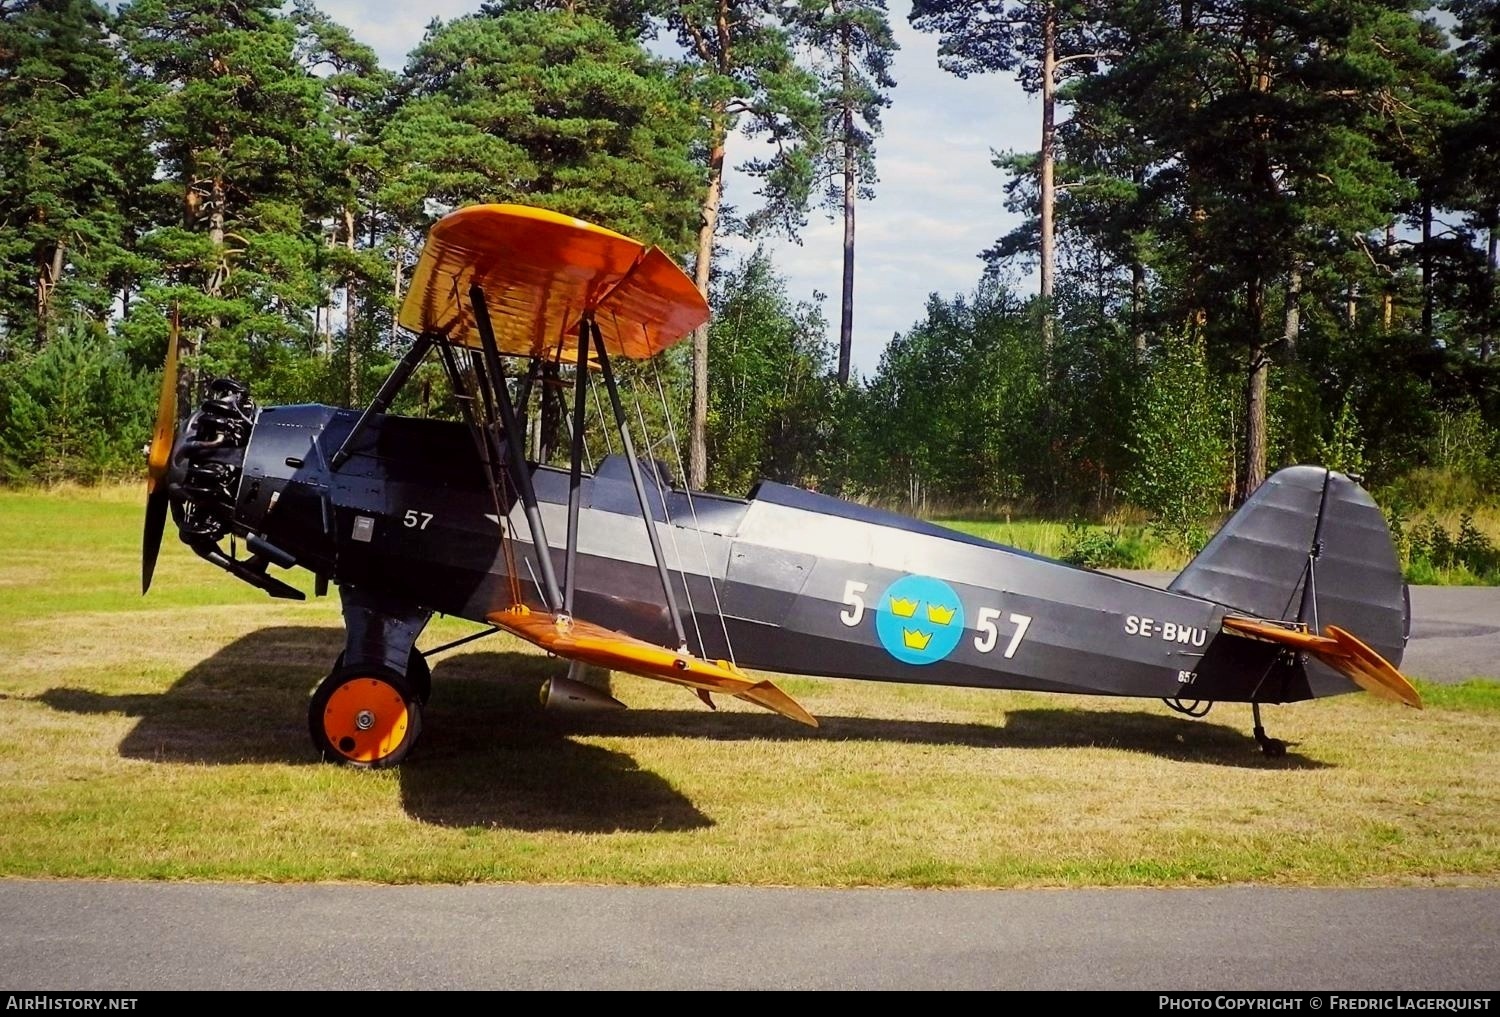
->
391, 243, 403, 348
837, 21, 856, 387
1347, 281, 1357, 329
1240, 279, 1268, 504
689, 124, 727, 490
1131, 260, 1146, 359
208, 175, 226, 297
1282, 264, 1301, 359
1038, 0, 1057, 359
1482, 222, 1496, 362
320, 219, 334, 359
1180, 0, 1207, 339
35, 242, 64, 346
1382, 221, 1395, 331
344, 204, 358, 406
1421, 194, 1434, 343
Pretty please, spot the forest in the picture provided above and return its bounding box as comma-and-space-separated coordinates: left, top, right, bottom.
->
1, 0, 1498, 567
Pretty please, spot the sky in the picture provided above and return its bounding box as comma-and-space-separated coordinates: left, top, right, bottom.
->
318, 0, 1040, 375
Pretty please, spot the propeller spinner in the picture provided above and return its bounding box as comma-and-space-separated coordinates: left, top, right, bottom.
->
141, 310, 180, 593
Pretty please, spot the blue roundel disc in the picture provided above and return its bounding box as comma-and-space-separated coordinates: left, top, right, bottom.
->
874, 575, 966, 665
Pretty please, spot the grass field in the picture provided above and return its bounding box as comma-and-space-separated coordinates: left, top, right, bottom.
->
1, 486, 1498, 886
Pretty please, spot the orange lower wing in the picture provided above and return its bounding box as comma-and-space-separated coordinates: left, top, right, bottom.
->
489, 606, 818, 727
1222, 616, 1421, 709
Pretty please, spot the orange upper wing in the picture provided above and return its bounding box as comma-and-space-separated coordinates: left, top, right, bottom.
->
397, 204, 708, 364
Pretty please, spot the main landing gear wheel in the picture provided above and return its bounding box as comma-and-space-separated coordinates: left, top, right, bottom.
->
329, 648, 432, 705
309, 667, 422, 768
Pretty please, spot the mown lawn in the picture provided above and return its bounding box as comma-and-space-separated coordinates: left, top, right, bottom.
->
1, 486, 1498, 885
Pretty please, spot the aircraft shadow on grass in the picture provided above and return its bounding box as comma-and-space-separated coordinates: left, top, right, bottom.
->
40, 626, 1327, 831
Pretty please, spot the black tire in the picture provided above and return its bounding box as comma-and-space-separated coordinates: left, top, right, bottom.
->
309, 665, 422, 769
405, 650, 432, 705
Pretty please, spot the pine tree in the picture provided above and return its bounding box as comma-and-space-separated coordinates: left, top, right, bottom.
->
909, 0, 1112, 356
659, 0, 823, 487
1447, 0, 1500, 361
119, 0, 329, 401
0, 0, 148, 349
791, 0, 896, 386
479, 0, 655, 37
1060, 0, 1445, 499
381, 11, 704, 251
292, 1, 393, 404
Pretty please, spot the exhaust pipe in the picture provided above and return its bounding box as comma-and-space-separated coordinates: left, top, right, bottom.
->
540, 674, 627, 713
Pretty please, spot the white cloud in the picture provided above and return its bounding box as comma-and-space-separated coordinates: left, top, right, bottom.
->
314, 0, 477, 68
318, 0, 1039, 373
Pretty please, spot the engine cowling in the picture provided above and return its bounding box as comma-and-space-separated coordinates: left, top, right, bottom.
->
170, 378, 256, 544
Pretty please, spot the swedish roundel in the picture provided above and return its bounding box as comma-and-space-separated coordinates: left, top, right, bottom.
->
874, 575, 966, 665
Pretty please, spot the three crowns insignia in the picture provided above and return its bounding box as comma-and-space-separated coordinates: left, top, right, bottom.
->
889, 597, 919, 618
887, 590, 957, 654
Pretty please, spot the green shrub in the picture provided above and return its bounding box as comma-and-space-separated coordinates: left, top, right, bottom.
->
1318, 393, 1367, 478
1386, 507, 1500, 585
0, 324, 154, 484
1062, 522, 1152, 569
1123, 335, 1231, 545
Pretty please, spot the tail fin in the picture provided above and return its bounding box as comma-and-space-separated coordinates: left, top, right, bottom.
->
1170, 466, 1410, 670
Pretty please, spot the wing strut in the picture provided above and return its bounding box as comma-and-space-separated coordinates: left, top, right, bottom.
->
330, 331, 435, 470
470, 284, 565, 613
589, 317, 691, 652
562, 317, 589, 616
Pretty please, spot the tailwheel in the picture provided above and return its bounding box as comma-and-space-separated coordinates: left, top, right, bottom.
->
309, 667, 422, 769
1251, 701, 1287, 758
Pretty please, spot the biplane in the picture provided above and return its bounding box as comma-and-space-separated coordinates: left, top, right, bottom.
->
142, 204, 1420, 768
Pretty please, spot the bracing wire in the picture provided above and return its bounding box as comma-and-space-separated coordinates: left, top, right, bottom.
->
650, 357, 738, 669
629, 368, 706, 658
469, 349, 523, 608
495, 445, 525, 607
559, 377, 594, 474
589, 366, 615, 457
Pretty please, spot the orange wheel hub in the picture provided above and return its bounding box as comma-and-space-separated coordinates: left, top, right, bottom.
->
322, 677, 410, 764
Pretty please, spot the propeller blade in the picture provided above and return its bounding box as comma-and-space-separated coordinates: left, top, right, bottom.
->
146, 310, 180, 493
143, 310, 181, 594
142, 488, 168, 594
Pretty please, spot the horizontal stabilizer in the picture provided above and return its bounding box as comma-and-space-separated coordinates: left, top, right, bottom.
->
1222, 616, 1421, 709
489, 606, 818, 727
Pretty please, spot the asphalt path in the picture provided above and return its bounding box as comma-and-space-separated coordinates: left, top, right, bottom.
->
1403, 586, 1500, 682
1, 584, 1495, 992
1, 882, 1497, 990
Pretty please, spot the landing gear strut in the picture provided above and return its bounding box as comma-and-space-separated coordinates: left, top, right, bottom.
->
310, 586, 433, 767
1252, 701, 1286, 758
